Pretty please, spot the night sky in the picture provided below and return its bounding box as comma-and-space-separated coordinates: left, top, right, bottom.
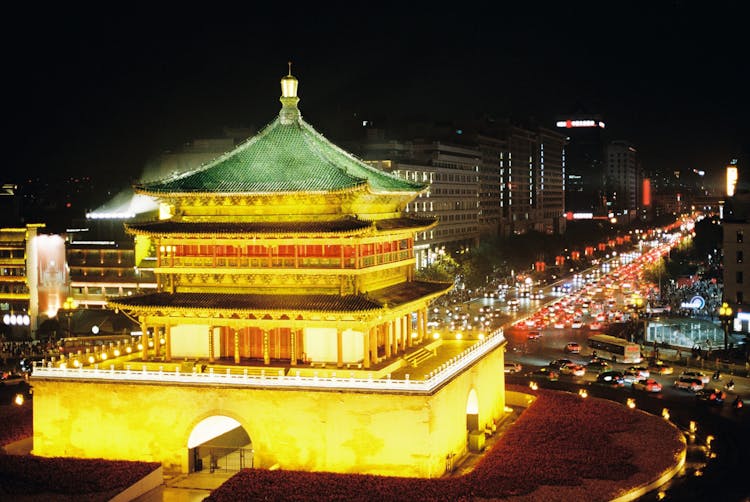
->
5, 2, 747, 189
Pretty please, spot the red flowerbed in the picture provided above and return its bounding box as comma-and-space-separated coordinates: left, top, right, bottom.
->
0, 455, 161, 500
0, 404, 32, 447
207, 387, 684, 502
1, 404, 160, 501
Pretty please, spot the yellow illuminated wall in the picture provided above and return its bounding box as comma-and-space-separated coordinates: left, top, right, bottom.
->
303, 327, 364, 362
134, 234, 153, 267
32, 343, 505, 477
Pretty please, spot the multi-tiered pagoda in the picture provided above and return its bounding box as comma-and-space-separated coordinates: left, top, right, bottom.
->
109, 69, 452, 371
33, 70, 507, 478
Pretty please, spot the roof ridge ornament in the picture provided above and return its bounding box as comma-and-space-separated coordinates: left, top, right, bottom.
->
279, 61, 301, 125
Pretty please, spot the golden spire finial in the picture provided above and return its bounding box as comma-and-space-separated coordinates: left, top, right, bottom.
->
279, 62, 300, 124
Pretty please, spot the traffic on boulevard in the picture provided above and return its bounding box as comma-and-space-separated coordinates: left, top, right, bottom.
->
430, 217, 749, 500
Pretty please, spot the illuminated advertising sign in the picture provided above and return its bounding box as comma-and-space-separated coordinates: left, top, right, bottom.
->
680, 296, 705, 310
555, 120, 606, 129
727, 166, 738, 197
642, 178, 651, 206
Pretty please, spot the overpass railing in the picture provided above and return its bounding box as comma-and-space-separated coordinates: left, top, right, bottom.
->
32, 330, 504, 394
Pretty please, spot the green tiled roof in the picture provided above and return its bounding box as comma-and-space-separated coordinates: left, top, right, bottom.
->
137, 116, 425, 195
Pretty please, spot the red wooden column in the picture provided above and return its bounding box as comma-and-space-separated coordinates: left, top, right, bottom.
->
233, 328, 240, 364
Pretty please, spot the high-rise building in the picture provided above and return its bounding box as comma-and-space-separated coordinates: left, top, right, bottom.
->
353, 118, 566, 257
356, 130, 481, 267
0, 223, 66, 337
556, 113, 606, 214
498, 123, 566, 236
604, 140, 640, 215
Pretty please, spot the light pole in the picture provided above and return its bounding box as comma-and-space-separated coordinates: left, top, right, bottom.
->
61, 297, 79, 338
631, 293, 645, 344
718, 302, 733, 352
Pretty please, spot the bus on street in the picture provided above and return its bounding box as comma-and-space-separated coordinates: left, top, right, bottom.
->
587, 334, 642, 364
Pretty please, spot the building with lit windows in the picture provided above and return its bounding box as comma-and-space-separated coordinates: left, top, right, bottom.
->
358, 135, 481, 267
32, 71, 508, 478
1, 224, 68, 338
556, 113, 606, 214
354, 118, 566, 263
604, 140, 641, 216
497, 123, 566, 236
722, 186, 750, 334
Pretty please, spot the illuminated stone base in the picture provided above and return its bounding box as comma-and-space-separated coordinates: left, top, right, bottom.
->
32, 344, 506, 478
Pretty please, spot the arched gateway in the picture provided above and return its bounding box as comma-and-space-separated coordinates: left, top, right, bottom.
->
188, 415, 252, 472
31, 69, 507, 478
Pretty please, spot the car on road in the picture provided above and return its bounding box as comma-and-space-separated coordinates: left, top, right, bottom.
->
504, 362, 523, 374
559, 362, 586, 377
564, 342, 581, 354
696, 388, 726, 405
679, 371, 710, 385
596, 371, 625, 387
527, 331, 542, 341
631, 378, 662, 392
673, 377, 703, 392
648, 361, 674, 375
585, 360, 611, 373
624, 366, 650, 379
549, 359, 574, 370
527, 367, 559, 381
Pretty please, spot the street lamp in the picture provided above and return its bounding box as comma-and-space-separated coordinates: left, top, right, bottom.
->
61, 297, 79, 338
718, 302, 733, 352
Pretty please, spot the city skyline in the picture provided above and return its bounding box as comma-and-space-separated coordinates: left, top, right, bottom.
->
5, 2, 746, 189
